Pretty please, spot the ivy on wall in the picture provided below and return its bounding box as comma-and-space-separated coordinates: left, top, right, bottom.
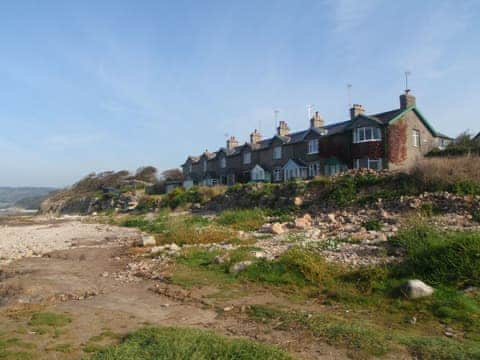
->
388, 118, 407, 164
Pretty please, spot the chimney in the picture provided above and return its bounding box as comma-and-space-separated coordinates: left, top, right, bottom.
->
277, 121, 290, 137
400, 89, 416, 109
350, 104, 365, 120
250, 129, 262, 145
310, 111, 324, 128
226, 136, 239, 151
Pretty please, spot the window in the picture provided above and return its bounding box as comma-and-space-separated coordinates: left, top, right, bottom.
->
243, 152, 251, 164
308, 162, 321, 177
273, 168, 282, 182
308, 139, 319, 154
353, 127, 382, 143
188, 164, 192, 173
412, 129, 420, 147
203, 160, 207, 172
355, 158, 383, 170
220, 157, 226, 168
251, 167, 265, 181
273, 146, 282, 160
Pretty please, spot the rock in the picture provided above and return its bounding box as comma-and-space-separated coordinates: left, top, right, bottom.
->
294, 196, 304, 206
272, 222, 286, 234
401, 280, 434, 299
229, 261, 253, 275
151, 246, 164, 254
223, 306, 234, 312
295, 214, 312, 229
167, 243, 181, 252
141, 235, 156, 247
214, 254, 229, 264
327, 213, 337, 223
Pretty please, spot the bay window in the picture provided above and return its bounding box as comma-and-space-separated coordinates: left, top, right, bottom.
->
353, 127, 382, 143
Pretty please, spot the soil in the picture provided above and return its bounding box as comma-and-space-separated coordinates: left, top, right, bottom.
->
0, 216, 351, 359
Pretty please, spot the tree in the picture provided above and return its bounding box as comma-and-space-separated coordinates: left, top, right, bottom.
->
134, 166, 158, 183
161, 168, 183, 181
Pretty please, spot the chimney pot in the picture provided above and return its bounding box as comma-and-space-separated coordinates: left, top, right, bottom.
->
350, 104, 365, 120
226, 136, 239, 151
250, 129, 262, 145
310, 111, 324, 128
277, 121, 290, 137
400, 90, 416, 109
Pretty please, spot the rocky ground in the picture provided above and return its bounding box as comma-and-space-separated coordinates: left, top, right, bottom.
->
0, 206, 478, 359
0, 216, 140, 266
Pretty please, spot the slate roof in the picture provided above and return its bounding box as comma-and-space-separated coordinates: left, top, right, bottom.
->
185, 105, 449, 162
474, 132, 480, 141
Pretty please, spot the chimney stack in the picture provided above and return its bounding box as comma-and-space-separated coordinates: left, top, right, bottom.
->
226, 136, 239, 151
277, 121, 290, 137
310, 111, 324, 128
350, 104, 365, 120
400, 90, 416, 109
250, 129, 262, 145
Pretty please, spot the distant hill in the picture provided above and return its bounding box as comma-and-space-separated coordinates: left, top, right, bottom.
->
0, 187, 56, 210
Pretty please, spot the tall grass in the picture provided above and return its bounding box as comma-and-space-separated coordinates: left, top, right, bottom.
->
412, 156, 480, 194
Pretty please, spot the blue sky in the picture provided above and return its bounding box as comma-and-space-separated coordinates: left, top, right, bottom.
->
1, 0, 479, 187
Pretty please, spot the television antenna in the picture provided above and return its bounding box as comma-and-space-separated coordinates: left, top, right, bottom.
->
274, 109, 279, 127
307, 104, 314, 119
347, 84, 352, 108
404, 71, 411, 91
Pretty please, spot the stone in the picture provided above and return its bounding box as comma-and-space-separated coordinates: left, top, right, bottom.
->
401, 280, 434, 299
271, 222, 285, 235
327, 213, 337, 223
141, 235, 156, 247
167, 243, 181, 252
229, 261, 253, 275
295, 214, 312, 229
294, 196, 304, 206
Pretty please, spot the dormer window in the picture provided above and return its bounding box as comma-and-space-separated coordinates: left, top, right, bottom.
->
243, 151, 251, 165
220, 156, 226, 168
353, 127, 382, 143
308, 139, 319, 154
273, 146, 282, 160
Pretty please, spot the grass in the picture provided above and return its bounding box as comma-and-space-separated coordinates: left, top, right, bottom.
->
361, 219, 382, 231
390, 222, 480, 287
247, 305, 389, 359
216, 208, 266, 231
90, 326, 293, 360
400, 336, 480, 360
27, 312, 71, 328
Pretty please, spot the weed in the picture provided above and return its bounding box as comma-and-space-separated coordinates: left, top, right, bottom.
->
361, 219, 382, 231
400, 335, 480, 360
28, 312, 71, 328
90, 326, 293, 360
216, 208, 266, 231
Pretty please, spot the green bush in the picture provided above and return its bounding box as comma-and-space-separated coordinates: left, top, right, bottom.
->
391, 223, 480, 287
91, 326, 292, 360
216, 208, 266, 231
362, 219, 382, 231
325, 176, 357, 206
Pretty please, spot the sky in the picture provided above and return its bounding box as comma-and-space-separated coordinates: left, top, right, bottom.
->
1, 0, 479, 187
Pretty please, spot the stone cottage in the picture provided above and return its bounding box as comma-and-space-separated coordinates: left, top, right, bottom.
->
182, 91, 451, 186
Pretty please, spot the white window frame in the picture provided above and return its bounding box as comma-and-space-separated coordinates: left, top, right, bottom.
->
354, 158, 383, 170
273, 146, 282, 160
412, 129, 420, 147
308, 139, 319, 154
220, 157, 226, 168
353, 127, 382, 143
243, 151, 251, 164
308, 162, 320, 177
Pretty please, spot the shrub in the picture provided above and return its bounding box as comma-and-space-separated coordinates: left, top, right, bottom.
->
91, 326, 292, 360
362, 219, 382, 231
135, 196, 161, 212
216, 208, 266, 231
325, 176, 357, 206
391, 223, 480, 287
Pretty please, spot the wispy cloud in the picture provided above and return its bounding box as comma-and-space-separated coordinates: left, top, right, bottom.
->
326, 0, 379, 34
45, 133, 105, 147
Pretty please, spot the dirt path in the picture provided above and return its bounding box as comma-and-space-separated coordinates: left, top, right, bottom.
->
0, 217, 349, 359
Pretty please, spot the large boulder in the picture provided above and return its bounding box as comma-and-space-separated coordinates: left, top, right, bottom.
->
401, 280, 434, 299
294, 213, 312, 229
141, 235, 156, 247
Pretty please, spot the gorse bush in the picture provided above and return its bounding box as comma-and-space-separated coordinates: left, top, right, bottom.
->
391, 222, 480, 287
